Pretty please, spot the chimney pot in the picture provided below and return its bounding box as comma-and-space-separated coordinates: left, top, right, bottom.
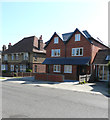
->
8, 43, 12, 49
39, 35, 42, 40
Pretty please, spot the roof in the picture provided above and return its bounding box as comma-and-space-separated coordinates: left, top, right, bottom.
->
45, 28, 108, 49
42, 57, 91, 65
93, 49, 110, 64
2, 36, 46, 54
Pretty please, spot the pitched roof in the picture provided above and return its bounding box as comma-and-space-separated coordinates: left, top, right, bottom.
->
93, 49, 110, 64
42, 57, 91, 65
45, 28, 108, 49
2, 36, 46, 54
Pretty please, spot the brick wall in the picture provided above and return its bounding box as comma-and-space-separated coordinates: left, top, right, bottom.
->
66, 31, 92, 58
33, 64, 46, 73
46, 65, 78, 80
35, 73, 64, 82
46, 34, 65, 58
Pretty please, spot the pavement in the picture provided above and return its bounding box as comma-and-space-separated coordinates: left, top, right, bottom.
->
0, 76, 109, 96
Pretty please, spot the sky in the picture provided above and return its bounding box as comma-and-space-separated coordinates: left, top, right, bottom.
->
0, 0, 109, 50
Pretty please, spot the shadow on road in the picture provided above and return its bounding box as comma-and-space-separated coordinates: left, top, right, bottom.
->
2, 77, 109, 97
89, 81, 109, 97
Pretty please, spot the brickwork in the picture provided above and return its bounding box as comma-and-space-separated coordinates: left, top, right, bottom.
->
35, 73, 64, 82
33, 64, 46, 73
46, 34, 65, 58
66, 31, 92, 58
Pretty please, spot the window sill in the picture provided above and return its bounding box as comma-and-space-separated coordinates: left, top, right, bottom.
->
53, 71, 60, 73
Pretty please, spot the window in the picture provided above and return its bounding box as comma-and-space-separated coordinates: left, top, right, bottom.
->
51, 49, 60, 57
1, 64, 8, 70
72, 48, 83, 56
64, 65, 72, 73
11, 54, 14, 60
75, 34, 80, 41
53, 65, 60, 72
4, 54, 8, 61
54, 37, 59, 44
10, 65, 14, 71
23, 53, 28, 60
20, 65, 26, 72
15, 53, 19, 60
106, 55, 110, 60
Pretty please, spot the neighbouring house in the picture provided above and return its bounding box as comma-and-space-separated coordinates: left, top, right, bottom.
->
93, 48, 110, 81
43, 28, 108, 81
1, 35, 46, 73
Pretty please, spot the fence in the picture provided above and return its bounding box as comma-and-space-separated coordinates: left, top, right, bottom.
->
79, 74, 91, 83
2, 72, 36, 77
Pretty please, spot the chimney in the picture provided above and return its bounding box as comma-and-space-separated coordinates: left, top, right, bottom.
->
2, 45, 6, 51
8, 43, 12, 49
38, 35, 43, 50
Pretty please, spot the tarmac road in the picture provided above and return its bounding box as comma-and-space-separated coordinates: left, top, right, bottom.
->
2, 81, 108, 118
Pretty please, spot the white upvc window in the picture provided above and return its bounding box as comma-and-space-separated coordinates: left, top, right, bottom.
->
72, 47, 83, 56
20, 65, 26, 72
1, 64, 8, 70
53, 65, 61, 72
51, 49, 60, 57
10, 65, 14, 71
11, 54, 14, 60
54, 37, 59, 44
75, 34, 80, 41
16, 53, 19, 60
23, 53, 28, 60
4, 54, 8, 61
64, 65, 72, 73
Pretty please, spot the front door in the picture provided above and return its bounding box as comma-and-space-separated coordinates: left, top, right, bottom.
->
77, 65, 87, 79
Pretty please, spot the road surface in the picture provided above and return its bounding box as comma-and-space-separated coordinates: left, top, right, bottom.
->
2, 81, 108, 118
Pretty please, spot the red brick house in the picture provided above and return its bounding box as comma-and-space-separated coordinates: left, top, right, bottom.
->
43, 28, 108, 80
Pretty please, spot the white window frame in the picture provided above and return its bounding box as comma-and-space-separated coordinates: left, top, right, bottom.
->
64, 65, 72, 73
72, 47, 83, 56
16, 53, 19, 60
11, 54, 14, 60
20, 65, 26, 72
23, 53, 28, 60
53, 65, 61, 73
1, 64, 7, 70
4, 54, 8, 61
10, 65, 14, 71
54, 37, 59, 44
75, 34, 80, 41
51, 49, 60, 57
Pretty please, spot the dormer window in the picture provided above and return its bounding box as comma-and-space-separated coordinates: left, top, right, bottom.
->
106, 55, 110, 60
75, 34, 80, 41
54, 37, 59, 44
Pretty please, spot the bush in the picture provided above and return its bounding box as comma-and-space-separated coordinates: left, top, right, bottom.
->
2, 70, 7, 73
26, 69, 32, 72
